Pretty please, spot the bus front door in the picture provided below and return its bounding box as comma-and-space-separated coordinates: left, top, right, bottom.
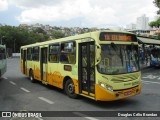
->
79, 42, 95, 97
40, 47, 48, 83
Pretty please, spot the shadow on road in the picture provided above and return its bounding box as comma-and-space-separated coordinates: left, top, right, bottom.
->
22, 76, 140, 110
79, 96, 139, 110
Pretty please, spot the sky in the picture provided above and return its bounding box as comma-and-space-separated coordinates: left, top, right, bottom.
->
0, 0, 158, 28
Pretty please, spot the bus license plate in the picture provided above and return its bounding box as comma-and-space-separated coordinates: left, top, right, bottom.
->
124, 91, 132, 96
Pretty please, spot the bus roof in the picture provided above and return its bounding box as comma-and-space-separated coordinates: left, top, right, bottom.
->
21, 30, 135, 48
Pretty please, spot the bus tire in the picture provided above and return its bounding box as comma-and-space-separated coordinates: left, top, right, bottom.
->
29, 70, 35, 83
65, 79, 78, 99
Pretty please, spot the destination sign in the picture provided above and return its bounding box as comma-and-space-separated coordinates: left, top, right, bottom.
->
99, 32, 137, 42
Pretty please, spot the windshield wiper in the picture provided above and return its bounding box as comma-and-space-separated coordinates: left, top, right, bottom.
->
111, 42, 118, 51
120, 48, 123, 65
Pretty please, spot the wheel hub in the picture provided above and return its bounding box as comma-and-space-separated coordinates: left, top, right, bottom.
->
68, 83, 74, 94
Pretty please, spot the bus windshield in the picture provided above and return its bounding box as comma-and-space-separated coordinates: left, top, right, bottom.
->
150, 48, 160, 66
97, 44, 140, 75
151, 48, 160, 59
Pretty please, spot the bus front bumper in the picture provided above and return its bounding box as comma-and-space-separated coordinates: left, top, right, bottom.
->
95, 84, 142, 101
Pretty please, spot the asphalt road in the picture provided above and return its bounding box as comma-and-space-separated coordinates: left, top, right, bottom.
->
0, 58, 160, 120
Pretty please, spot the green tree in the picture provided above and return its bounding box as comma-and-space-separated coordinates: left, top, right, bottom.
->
149, 19, 160, 28
149, 0, 160, 28
33, 27, 46, 34
153, 0, 160, 15
0, 25, 65, 53
149, 21, 156, 27
51, 30, 65, 39
0, 25, 50, 53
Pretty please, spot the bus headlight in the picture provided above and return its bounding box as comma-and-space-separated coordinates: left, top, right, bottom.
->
106, 85, 113, 92
98, 81, 113, 92
99, 82, 105, 88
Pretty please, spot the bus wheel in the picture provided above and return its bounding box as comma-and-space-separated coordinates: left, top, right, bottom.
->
29, 70, 35, 83
65, 79, 78, 98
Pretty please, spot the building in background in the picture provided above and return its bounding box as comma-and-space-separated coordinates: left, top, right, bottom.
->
126, 23, 136, 30
136, 14, 149, 30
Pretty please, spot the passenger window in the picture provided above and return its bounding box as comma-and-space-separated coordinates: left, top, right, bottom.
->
60, 42, 76, 64
27, 48, 32, 60
49, 44, 60, 62
32, 47, 39, 61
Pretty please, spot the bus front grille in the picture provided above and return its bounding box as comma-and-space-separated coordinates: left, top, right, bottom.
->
111, 73, 139, 83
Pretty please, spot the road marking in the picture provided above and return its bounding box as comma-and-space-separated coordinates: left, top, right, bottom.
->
9, 81, 16, 85
142, 75, 159, 79
73, 112, 99, 120
142, 82, 149, 84
142, 80, 160, 84
2, 77, 8, 79
38, 97, 54, 104
20, 87, 30, 93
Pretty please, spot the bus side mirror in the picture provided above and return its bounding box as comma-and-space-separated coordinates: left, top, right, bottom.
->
95, 43, 101, 65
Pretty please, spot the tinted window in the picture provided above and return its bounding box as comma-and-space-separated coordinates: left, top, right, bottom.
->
49, 44, 60, 63
27, 48, 32, 60
32, 47, 39, 61
60, 42, 76, 64
97, 44, 140, 75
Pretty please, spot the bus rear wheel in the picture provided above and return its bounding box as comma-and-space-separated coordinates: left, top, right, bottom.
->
65, 79, 78, 99
29, 70, 35, 83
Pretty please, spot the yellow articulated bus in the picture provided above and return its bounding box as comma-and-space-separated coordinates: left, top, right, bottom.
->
20, 30, 142, 101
